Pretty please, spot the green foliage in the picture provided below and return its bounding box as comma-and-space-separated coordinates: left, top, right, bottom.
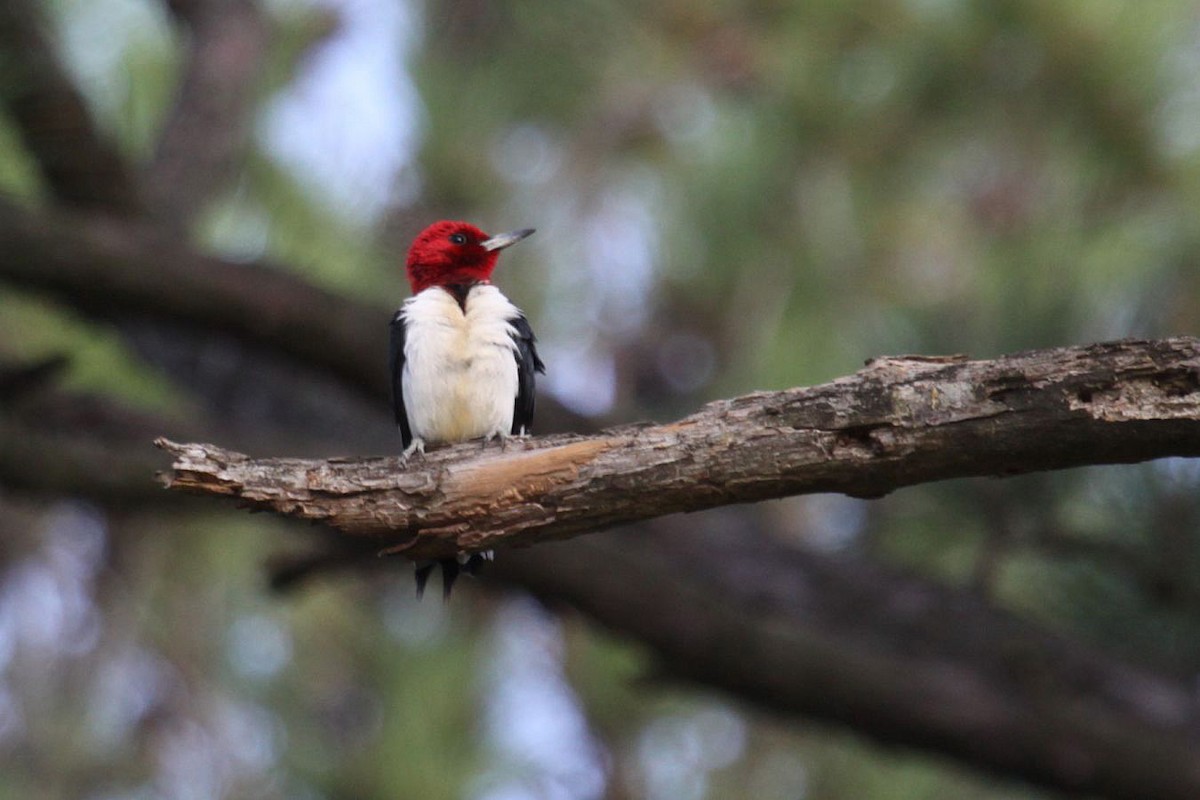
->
0, 293, 186, 414
0, 114, 47, 203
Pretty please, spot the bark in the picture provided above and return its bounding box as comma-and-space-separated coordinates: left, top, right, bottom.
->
158, 337, 1200, 560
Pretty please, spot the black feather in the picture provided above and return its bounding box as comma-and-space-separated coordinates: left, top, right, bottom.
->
510, 314, 545, 436
414, 561, 435, 599
441, 559, 460, 600
413, 556, 490, 600
388, 311, 413, 447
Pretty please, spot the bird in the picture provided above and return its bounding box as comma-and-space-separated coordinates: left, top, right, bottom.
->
389, 220, 545, 598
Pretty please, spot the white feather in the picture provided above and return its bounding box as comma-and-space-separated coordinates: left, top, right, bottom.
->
400, 285, 521, 444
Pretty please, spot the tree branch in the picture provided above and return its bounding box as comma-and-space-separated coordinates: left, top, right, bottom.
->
0, 357, 365, 505
491, 523, 1200, 800
263, 519, 1200, 800
158, 337, 1200, 560
0, 0, 140, 211
12, 352, 1200, 799
145, 0, 268, 228
1, 378, 185, 505
0, 201, 384, 396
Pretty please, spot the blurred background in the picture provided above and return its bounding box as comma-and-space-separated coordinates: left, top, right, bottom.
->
1, 0, 1200, 797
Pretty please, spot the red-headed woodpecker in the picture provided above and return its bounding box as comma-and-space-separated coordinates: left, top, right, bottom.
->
389, 220, 545, 597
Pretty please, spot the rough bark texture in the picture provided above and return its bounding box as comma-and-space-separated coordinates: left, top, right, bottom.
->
159, 337, 1200, 560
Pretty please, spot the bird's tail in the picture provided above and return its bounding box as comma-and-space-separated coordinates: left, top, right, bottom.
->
414, 551, 494, 599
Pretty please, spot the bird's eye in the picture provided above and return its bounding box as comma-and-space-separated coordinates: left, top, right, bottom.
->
449, 233, 467, 245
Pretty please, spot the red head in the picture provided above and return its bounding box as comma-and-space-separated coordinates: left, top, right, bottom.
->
405, 220, 535, 294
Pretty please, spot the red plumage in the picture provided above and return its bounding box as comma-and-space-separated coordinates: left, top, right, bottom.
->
405, 220, 500, 294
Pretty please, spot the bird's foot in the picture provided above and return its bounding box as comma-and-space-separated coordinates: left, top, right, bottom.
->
483, 429, 526, 452
400, 438, 426, 464
480, 430, 512, 451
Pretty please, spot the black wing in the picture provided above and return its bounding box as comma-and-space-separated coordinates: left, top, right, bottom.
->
388, 310, 413, 448
510, 314, 545, 436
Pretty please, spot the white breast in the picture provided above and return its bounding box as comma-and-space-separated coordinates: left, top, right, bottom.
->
400, 285, 521, 444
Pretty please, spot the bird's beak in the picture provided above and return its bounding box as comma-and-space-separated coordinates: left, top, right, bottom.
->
482, 228, 535, 252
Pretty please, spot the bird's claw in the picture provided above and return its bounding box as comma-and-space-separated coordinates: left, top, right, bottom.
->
400, 438, 426, 464
482, 430, 527, 452
480, 431, 512, 451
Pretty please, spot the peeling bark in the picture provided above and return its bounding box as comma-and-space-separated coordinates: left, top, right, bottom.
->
158, 337, 1200, 560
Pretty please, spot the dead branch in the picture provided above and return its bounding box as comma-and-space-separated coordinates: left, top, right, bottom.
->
158, 337, 1200, 560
